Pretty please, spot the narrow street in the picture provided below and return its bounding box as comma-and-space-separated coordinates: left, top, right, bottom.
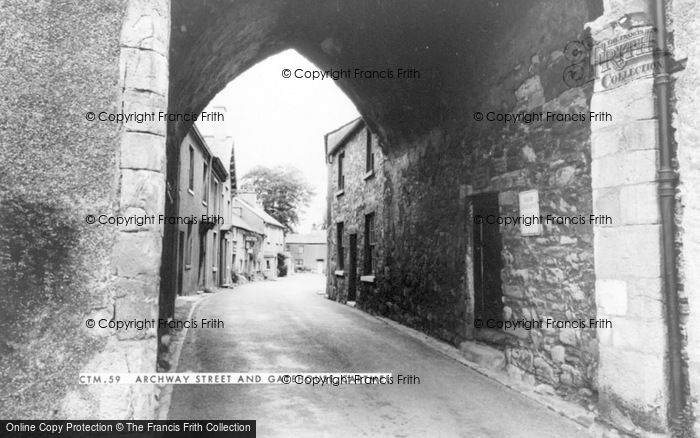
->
167, 274, 591, 437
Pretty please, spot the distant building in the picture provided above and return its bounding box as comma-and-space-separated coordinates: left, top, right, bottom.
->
174, 124, 229, 295
196, 103, 237, 286
230, 206, 264, 279
234, 193, 286, 278
286, 232, 327, 273
325, 118, 385, 303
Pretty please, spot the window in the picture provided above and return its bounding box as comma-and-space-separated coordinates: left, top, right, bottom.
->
366, 130, 374, 173
185, 223, 193, 266
188, 146, 195, 191
212, 179, 218, 215
364, 213, 376, 274
337, 222, 345, 270
337, 151, 345, 190
297, 245, 304, 255
212, 231, 217, 268
266, 260, 271, 269
202, 162, 209, 204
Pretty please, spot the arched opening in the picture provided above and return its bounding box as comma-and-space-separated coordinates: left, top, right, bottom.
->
149, 0, 606, 431
6, 0, 700, 434
157, 47, 360, 319
157, 46, 360, 314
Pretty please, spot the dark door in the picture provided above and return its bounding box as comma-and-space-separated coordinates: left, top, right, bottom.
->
348, 233, 358, 301
219, 238, 226, 286
177, 231, 185, 296
472, 193, 504, 323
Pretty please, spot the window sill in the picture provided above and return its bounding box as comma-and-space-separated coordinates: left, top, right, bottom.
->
185, 264, 192, 270
335, 189, 345, 197
360, 275, 376, 284
363, 170, 375, 180
202, 201, 208, 207
188, 188, 195, 196
334, 270, 345, 277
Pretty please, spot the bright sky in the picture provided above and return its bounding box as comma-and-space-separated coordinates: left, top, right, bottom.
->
198, 49, 359, 233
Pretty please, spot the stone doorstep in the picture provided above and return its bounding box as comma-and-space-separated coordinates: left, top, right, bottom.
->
362, 311, 631, 438
458, 340, 506, 371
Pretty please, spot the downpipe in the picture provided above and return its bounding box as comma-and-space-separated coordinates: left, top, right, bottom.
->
650, 0, 687, 433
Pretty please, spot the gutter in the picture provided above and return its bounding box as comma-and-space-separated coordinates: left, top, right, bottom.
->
650, 0, 686, 430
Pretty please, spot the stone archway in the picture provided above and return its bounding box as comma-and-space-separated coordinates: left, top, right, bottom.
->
1, 0, 605, 421
13, 0, 700, 434
157, 0, 605, 423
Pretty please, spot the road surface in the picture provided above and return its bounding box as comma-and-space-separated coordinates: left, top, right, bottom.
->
167, 274, 591, 438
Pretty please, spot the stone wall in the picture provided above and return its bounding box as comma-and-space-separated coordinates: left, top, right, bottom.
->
0, 0, 124, 418
327, 125, 386, 306
469, 86, 597, 402
585, 1, 677, 432
366, 1, 600, 405
670, 0, 700, 434
0, 0, 169, 419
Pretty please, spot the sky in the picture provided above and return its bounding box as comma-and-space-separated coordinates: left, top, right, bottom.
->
196, 49, 359, 233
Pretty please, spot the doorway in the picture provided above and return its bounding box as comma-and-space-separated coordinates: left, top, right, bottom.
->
348, 233, 358, 302
472, 193, 504, 324
219, 237, 227, 286
177, 231, 185, 296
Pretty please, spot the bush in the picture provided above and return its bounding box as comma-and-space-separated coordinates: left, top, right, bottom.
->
277, 253, 288, 277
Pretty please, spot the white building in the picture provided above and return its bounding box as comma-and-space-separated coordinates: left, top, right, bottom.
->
233, 193, 286, 278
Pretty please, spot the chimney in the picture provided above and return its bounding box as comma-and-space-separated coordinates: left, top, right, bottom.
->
238, 191, 262, 208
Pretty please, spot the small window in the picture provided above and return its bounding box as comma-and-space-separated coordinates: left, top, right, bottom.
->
337, 151, 345, 190
188, 146, 195, 191
203, 162, 209, 204
266, 260, 271, 269
222, 191, 226, 217
337, 222, 345, 270
212, 232, 217, 268
186, 223, 193, 266
366, 130, 374, 173
364, 213, 376, 274
212, 179, 218, 215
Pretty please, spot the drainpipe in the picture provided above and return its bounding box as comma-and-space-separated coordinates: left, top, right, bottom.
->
650, 0, 685, 429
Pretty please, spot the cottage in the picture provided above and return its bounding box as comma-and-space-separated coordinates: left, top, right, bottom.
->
325, 118, 384, 303
173, 124, 229, 295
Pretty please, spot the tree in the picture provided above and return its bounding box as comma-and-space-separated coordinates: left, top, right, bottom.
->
240, 165, 314, 232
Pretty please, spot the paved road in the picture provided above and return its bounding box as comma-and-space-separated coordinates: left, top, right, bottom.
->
168, 274, 591, 438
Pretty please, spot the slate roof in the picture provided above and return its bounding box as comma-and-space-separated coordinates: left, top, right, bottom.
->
286, 232, 326, 244
231, 213, 261, 234
325, 117, 364, 157
236, 197, 285, 229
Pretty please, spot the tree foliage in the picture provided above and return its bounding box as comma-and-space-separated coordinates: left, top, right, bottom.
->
240, 165, 314, 232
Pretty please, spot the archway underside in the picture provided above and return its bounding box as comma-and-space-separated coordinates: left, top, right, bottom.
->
160, 0, 613, 425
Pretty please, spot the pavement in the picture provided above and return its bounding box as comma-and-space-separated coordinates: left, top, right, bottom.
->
166, 273, 593, 438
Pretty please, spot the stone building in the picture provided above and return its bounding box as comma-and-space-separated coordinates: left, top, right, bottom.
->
230, 207, 264, 280
326, 118, 385, 304
196, 103, 236, 288
286, 231, 327, 273
4, 0, 700, 434
171, 124, 229, 298
233, 193, 286, 279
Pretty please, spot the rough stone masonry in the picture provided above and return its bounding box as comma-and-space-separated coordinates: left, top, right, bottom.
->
2, 0, 700, 435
